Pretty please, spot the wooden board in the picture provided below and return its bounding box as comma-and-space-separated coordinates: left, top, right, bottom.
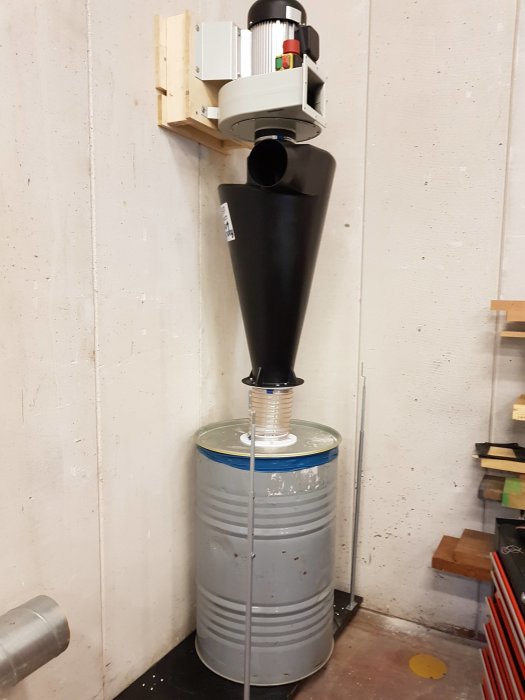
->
513, 396, 525, 422
501, 331, 525, 339
453, 529, 494, 569
432, 535, 492, 581
478, 457, 525, 475
491, 300, 525, 323
484, 446, 519, 459
479, 475, 505, 502
502, 477, 525, 509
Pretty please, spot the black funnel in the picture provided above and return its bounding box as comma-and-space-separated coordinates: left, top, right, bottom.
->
219, 139, 336, 387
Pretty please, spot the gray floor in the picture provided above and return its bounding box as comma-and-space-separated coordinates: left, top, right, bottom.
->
296, 609, 483, 700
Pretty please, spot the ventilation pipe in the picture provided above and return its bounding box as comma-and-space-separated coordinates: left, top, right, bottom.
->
0, 596, 70, 689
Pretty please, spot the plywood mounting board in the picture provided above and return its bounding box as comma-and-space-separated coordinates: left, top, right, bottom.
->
155, 13, 249, 154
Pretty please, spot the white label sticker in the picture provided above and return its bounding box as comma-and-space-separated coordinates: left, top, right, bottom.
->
285, 6, 302, 23
220, 202, 235, 242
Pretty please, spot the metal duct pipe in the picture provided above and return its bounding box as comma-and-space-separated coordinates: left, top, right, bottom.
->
0, 596, 70, 689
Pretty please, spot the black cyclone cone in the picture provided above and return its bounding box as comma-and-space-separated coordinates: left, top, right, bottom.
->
219, 139, 336, 387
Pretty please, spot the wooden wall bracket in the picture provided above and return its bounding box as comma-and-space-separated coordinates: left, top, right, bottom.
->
155, 12, 249, 154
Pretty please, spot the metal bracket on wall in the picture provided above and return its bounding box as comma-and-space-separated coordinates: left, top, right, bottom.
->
155, 12, 249, 154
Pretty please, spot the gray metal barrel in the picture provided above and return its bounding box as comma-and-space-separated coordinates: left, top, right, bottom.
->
195, 419, 340, 686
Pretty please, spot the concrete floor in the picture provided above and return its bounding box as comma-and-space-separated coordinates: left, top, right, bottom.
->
296, 609, 483, 700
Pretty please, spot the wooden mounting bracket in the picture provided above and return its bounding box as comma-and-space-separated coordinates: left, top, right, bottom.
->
155, 13, 249, 154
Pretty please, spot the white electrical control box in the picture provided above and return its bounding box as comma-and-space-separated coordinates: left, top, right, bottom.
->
195, 22, 252, 82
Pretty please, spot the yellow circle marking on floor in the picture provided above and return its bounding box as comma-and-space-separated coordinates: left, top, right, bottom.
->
409, 654, 448, 680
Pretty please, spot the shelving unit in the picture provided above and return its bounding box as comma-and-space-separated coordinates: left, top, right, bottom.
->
432, 302, 525, 583
491, 300, 525, 421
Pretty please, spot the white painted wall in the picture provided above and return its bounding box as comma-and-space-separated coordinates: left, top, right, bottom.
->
2, 0, 525, 698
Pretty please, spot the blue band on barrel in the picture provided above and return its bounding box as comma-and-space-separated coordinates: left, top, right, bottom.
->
197, 446, 338, 472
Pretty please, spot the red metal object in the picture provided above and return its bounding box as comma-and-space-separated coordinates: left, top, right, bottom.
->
487, 597, 525, 698
481, 646, 502, 700
283, 39, 301, 55
494, 591, 525, 678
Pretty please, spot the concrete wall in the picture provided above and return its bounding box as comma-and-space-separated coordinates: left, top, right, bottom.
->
491, 0, 525, 445
0, 1, 244, 698
0, 3, 103, 698
356, 0, 517, 631
1, 1, 524, 699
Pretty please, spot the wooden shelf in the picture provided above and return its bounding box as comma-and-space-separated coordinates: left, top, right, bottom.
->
477, 457, 525, 475
432, 530, 493, 581
501, 331, 525, 339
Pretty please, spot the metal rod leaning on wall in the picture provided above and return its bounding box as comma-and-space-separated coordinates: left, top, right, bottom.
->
0, 595, 70, 689
243, 409, 256, 700
348, 374, 366, 610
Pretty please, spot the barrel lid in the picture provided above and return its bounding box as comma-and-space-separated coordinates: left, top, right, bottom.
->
195, 419, 341, 458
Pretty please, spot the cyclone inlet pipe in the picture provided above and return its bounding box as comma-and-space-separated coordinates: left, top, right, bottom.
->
0, 596, 70, 689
